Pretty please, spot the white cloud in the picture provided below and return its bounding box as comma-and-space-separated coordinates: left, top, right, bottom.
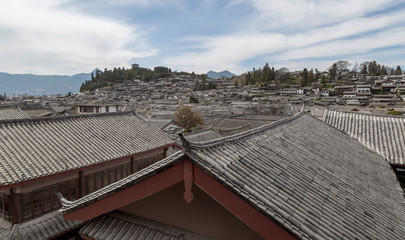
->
244, 0, 400, 30
164, 5, 405, 74
0, 0, 157, 74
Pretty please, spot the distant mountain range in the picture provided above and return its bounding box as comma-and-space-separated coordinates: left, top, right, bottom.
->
206, 70, 235, 79
0, 70, 97, 95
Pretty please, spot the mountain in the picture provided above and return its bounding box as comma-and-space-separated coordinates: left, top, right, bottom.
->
206, 70, 235, 79
0, 70, 94, 95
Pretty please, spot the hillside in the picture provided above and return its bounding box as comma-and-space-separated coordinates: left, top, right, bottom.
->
0, 71, 92, 95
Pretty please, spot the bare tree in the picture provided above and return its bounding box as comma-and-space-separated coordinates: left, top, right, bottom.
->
174, 105, 204, 133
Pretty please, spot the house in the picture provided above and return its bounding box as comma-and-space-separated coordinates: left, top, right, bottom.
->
76, 103, 120, 114
323, 109, 405, 192
59, 111, 405, 239
0, 111, 175, 239
355, 85, 371, 96
333, 85, 355, 96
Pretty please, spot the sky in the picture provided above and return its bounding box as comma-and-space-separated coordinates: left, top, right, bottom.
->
0, 0, 405, 75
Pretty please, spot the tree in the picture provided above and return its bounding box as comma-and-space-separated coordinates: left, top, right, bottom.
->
308, 68, 314, 83
301, 68, 309, 86
189, 96, 199, 104
329, 60, 350, 80
351, 62, 358, 73
320, 75, 326, 89
360, 61, 369, 74
328, 63, 337, 81
174, 105, 204, 132
275, 67, 289, 84
395, 65, 403, 75
368, 61, 378, 75
381, 65, 388, 75
245, 72, 253, 85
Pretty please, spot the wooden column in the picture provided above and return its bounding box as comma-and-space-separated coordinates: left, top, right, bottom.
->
10, 188, 22, 224
130, 157, 135, 174
163, 147, 168, 158
79, 171, 85, 198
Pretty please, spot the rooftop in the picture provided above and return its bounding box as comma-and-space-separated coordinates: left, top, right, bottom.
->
0, 111, 174, 187
323, 109, 405, 166
60, 111, 405, 239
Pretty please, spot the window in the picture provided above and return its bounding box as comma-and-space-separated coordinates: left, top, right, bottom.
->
84, 163, 130, 195
0, 193, 10, 220
20, 179, 79, 222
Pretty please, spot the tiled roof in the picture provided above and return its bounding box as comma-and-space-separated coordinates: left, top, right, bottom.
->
184, 112, 405, 239
183, 129, 223, 143
80, 211, 214, 240
323, 109, 405, 165
0, 111, 174, 187
0, 210, 83, 240
60, 113, 405, 239
0, 105, 30, 120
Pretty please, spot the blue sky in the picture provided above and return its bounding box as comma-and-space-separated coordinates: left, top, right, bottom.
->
0, 0, 404, 75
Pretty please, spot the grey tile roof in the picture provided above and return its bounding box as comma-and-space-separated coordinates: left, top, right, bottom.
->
0, 105, 30, 120
183, 112, 405, 239
0, 210, 83, 240
79, 211, 215, 240
323, 109, 405, 165
144, 118, 173, 129
0, 111, 174, 187
60, 113, 405, 239
183, 129, 223, 143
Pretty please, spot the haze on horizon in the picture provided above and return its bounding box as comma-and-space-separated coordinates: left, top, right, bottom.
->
1, 0, 404, 76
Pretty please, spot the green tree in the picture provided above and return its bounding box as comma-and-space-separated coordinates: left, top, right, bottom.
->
245, 72, 252, 85
328, 63, 337, 81
308, 68, 314, 83
361, 64, 368, 74
189, 96, 199, 103
174, 105, 204, 132
320, 75, 326, 89
301, 68, 309, 86
381, 65, 388, 75
395, 65, 403, 75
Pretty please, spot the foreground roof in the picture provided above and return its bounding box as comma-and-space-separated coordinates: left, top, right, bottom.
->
183, 112, 405, 239
0, 111, 174, 187
0, 105, 29, 120
60, 112, 405, 239
0, 211, 83, 240
323, 109, 405, 165
80, 211, 214, 240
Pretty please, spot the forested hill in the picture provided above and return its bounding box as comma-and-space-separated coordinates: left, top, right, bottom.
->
80, 66, 174, 92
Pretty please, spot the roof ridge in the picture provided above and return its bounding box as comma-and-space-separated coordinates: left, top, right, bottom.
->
0, 110, 136, 125
180, 106, 305, 149
325, 108, 405, 119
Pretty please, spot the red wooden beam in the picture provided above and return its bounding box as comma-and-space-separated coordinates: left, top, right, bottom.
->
193, 164, 296, 240
64, 162, 183, 221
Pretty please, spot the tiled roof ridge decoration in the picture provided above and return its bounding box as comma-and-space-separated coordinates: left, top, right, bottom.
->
323, 108, 405, 165
0, 109, 136, 125
179, 106, 305, 149
58, 150, 185, 214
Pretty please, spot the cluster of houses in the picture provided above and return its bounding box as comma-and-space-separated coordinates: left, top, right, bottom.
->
0, 103, 403, 239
